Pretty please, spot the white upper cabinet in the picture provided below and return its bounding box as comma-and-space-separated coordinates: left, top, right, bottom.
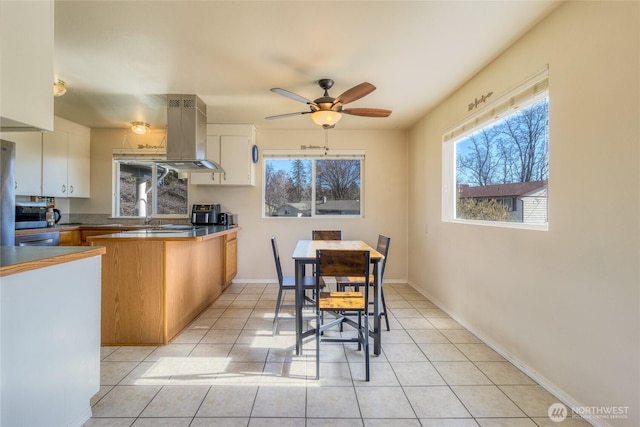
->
66, 125, 91, 197
42, 130, 68, 197
0, 131, 43, 196
42, 117, 91, 198
191, 124, 256, 186
0, 0, 54, 131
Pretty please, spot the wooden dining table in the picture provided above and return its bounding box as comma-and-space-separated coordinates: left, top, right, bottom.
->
291, 239, 385, 356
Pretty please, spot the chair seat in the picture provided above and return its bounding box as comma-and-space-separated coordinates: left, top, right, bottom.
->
335, 274, 375, 285
319, 291, 365, 310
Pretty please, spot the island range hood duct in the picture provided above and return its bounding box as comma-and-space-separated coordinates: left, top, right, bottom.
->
159, 94, 224, 173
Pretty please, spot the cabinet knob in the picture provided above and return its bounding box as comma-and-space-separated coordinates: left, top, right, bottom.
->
62, 184, 66, 193
15, 181, 17, 190
70, 185, 74, 194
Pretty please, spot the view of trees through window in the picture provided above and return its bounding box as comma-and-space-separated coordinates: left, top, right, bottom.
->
264, 157, 361, 217
455, 95, 549, 224
116, 161, 188, 217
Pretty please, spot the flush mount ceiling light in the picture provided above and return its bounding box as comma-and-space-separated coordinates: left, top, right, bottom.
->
53, 79, 67, 97
311, 110, 342, 128
131, 121, 150, 135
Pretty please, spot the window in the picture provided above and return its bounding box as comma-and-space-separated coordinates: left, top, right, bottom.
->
114, 159, 189, 218
263, 150, 363, 218
443, 68, 549, 229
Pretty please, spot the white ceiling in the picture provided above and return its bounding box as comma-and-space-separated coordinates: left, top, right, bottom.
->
52, 0, 560, 132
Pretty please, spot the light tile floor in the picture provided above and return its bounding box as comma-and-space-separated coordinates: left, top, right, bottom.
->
83, 283, 590, 426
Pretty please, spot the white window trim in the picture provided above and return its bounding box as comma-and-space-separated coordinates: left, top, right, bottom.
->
442, 67, 549, 231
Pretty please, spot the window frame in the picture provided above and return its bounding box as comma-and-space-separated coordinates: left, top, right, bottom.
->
442, 68, 549, 231
262, 149, 365, 219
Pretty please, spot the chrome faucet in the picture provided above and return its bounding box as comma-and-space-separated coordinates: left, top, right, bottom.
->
135, 199, 152, 225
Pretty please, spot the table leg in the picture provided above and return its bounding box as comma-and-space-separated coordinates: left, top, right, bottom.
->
294, 260, 304, 355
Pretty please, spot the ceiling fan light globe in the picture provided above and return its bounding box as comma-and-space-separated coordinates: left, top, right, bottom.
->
311, 110, 342, 127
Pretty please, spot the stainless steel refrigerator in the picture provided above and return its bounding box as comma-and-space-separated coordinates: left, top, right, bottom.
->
1, 139, 16, 246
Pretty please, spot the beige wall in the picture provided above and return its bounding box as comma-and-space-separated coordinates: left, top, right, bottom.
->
73, 128, 408, 282
407, 2, 639, 425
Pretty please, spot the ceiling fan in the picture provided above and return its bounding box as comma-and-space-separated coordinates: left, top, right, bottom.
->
265, 79, 392, 129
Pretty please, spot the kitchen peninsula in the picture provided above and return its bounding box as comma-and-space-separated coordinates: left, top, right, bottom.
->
0, 245, 105, 427
88, 225, 237, 345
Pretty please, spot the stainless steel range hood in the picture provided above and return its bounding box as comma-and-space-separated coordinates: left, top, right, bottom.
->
158, 94, 224, 173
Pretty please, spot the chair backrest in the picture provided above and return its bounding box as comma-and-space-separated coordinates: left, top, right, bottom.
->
270, 235, 284, 286
312, 230, 342, 240
316, 249, 370, 310
316, 249, 370, 280
376, 235, 391, 282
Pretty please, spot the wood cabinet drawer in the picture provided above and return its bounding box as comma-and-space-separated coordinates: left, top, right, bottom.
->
59, 230, 80, 246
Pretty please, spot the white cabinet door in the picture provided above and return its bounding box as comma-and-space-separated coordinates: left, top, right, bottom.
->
189, 135, 220, 185
0, 131, 42, 196
41, 118, 91, 198
219, 135, 252, 185
191, 124, 256, 186
42, 131, 69, 197
67, 128, 90, 197
0, 0, 54, 131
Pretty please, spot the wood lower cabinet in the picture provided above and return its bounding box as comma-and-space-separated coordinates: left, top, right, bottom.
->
165, 238, 224, 341
80, 229, 117, 245
92, 232, 230, 345
59, 229, 80, 246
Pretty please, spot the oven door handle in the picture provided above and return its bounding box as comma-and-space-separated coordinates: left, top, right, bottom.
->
18, 237, 56, 246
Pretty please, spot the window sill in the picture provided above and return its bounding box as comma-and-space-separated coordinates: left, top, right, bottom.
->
444, 218, 548, 232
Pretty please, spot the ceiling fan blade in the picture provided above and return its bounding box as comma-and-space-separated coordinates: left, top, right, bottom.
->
341, 108, 392, 118
334, 82, 376, 105
270, 88, 313, 104
265, 111, 310, 120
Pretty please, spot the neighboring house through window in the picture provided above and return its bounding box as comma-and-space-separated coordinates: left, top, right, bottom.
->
457, 180, 548, 223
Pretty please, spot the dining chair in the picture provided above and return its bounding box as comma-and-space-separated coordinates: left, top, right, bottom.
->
271, 235, 324, 335
312, 230, 342, 240
310, 230, 342, 281
315, 249, 371, 381
336, 234, 391, 331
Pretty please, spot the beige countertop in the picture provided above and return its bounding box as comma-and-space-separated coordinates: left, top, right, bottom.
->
86, 225, 238, 242
14, 224, 159, 235
0, 246, 106, 277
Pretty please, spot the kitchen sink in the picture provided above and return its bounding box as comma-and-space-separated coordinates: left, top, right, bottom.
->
120, 229, 186, 234
149, 224, 195, 230
120, 224, 198, 234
